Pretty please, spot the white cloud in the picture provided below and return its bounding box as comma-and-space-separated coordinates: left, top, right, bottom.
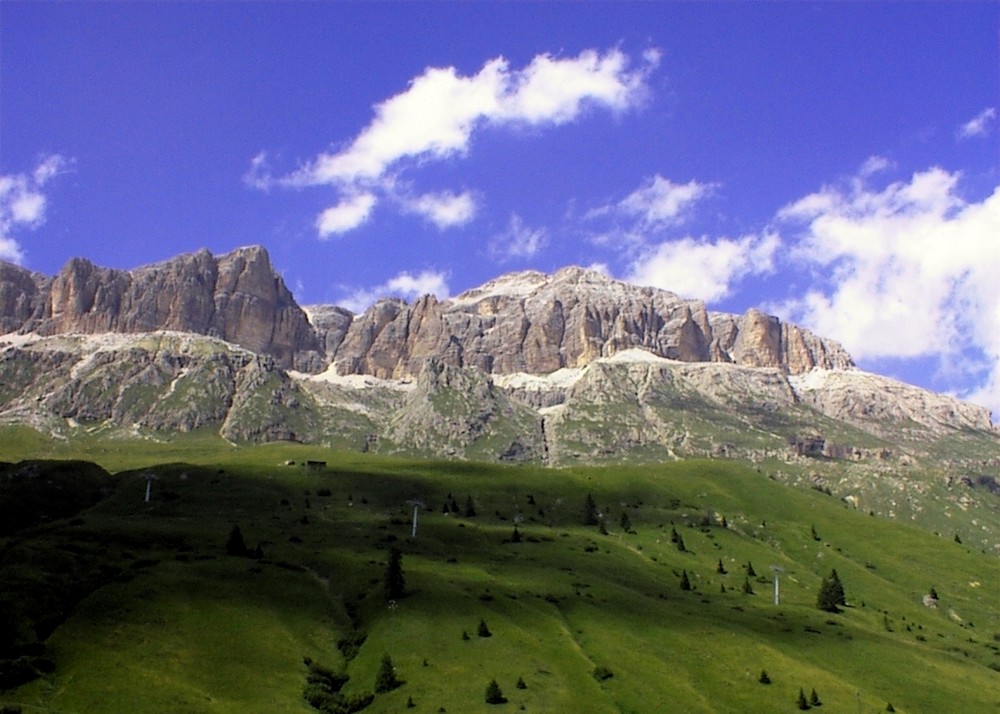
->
316, 192, 377, 237
340, 269, 451, 313
490, 214, 548, 260
625, 232, 780, 302
957, 107, 996, 139
402, 190, 477, 229
615, 175, 713, 226
257, 48, 658, 237
584, 175, 715, 251
859, 155, 893, 177
0, 154, 69, 264
776, 168, 1000, 415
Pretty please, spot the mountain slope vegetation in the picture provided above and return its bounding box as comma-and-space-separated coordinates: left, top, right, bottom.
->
1, 443, 997, 713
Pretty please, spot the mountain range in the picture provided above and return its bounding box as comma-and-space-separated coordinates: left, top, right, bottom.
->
2, 245, 999, 553
1, 245, 994, 455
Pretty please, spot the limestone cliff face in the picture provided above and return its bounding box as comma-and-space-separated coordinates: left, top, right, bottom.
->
0, 262, 48, 334
5, 247, 321, 371
333, 267, 854, 379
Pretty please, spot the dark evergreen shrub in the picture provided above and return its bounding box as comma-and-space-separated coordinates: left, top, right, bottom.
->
375, 654, 402, 693
384, 547, 405, 600
225, 524, 248, 556
592, 666, 614, 681
485, 678, 506, 704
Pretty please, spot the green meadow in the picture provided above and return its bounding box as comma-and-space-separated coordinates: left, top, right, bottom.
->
1, 432, 998, 713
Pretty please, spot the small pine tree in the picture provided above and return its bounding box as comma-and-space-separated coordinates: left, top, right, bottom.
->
720, 583, 727, 594
485, 679, 506, 704
743, 576, 754, 595
928, 586, 939, 600
375, 654, 402, 693
516, 676, 527, 689
225, 525, 248, 556
817, 569, 846, 612
407, 695, 416, 708
583, 493, 598, 526
511, 526, 521, 543
462, 630, 470, 641
679, 570, 691, 591
384, 547, 405, 600
716, 558, 727, 574
675, 532, 687, 552
758, 670, 771, 684
721, 515, 728, 528
810, 688, 821, 707
954, 533, 962, 544
797, 687, 811, 710
886, 703, 895, 712
620, 512, 632, 532
811, 525, 821, 541
747, 561, 756, 577
598, 519, 608, 536
477, 618, 492, 637
670, 526, 680, 543
465, 495, 477, 517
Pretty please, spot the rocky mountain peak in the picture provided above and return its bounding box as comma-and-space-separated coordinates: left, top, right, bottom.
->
1, 246, 321, 371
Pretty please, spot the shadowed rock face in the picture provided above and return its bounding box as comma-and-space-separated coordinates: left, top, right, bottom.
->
1, 247, 321, 371
333, 267, 855, 379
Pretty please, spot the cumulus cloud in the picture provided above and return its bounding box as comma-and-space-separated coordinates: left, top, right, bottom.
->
401, 190, 477, 229
775, 165, 1000, 414
316, 192, 377, 237
588, 175, 713, 227
340, 269, 451, 313
625, 232, 780, 302
490, 214, 548, 261
957, 107, 996, 139
254, 48, 657, 237
0, 154, 69, 263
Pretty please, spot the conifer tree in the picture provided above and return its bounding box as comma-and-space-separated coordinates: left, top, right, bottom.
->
511, 525, 521, 543
817, 569, 846, 612
758, 670, 771, 684
225, 524, 248, 557
620, 511, 632, 532
485, 679, 506, 704
477, 618, 492, 637
717, 558, 727, 574
583, 493, 598, 525
742, 576, 754, 595
679, 570, 691, 591
810, 688, 821, 707
384, 547, 405, 600
797, 688, 811, 710
675, 532, 687, 552
465, 495, 477, 517
375, 654, 401, 693
747, 561, 756, 577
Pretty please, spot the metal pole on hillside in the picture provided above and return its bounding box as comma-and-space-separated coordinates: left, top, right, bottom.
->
770, 565, 784, 605
407, 500, 424, 538
142, 472, 157, 503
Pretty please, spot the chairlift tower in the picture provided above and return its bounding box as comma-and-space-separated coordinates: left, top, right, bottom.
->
407, 500, 425, 538
141, 472, 157, 503
770, 565, 784, 605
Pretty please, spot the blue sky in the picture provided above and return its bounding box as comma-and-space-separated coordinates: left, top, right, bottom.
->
2, 2, 998, 417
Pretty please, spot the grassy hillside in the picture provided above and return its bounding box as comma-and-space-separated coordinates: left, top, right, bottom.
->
1, 439, 998, 713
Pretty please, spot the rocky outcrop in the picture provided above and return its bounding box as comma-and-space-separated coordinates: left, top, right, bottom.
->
333, 267, 854, 379
5, 247, 321, 371
2, 250, 853, 379
0, 262, 49, 334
